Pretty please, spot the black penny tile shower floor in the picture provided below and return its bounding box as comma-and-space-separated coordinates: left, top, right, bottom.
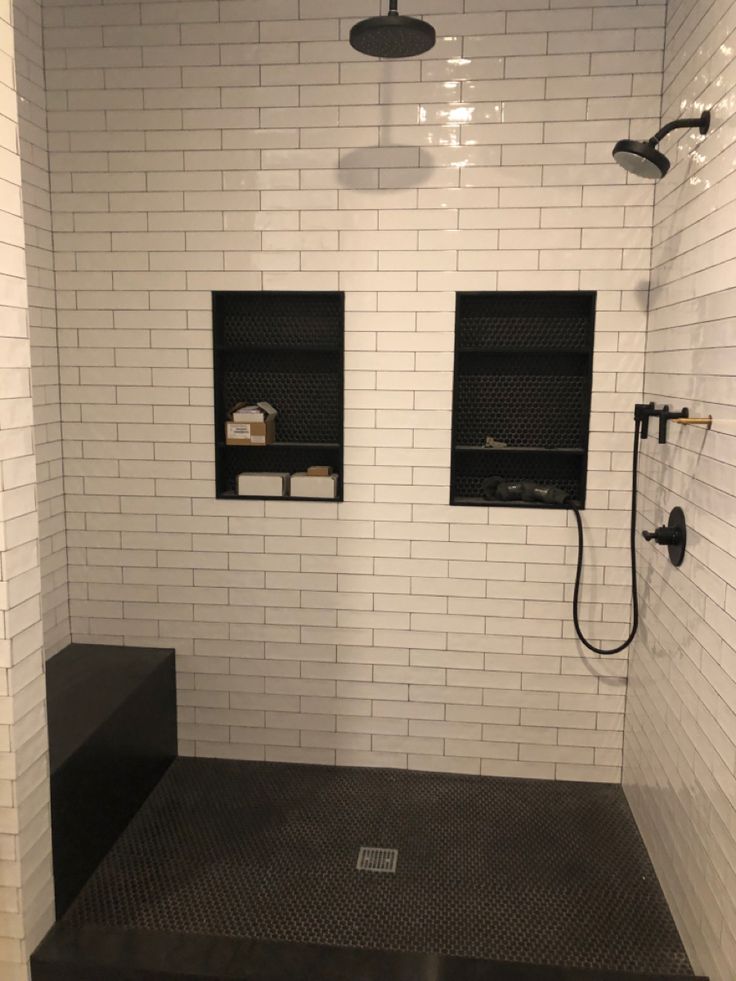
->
33, 758, 700, 981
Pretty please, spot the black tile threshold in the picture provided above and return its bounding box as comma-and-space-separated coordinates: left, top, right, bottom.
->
32, 758, 707, 981
31, 925, 706, 981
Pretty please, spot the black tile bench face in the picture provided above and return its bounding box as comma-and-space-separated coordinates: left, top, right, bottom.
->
46, 643, 177, 916
33, 758, 702, 981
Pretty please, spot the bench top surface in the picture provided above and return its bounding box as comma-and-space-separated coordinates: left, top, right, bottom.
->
46, 643, 174, 772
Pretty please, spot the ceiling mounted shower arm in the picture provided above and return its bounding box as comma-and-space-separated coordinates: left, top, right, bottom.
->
388, 0, 398, 10
650, 110, 711, 147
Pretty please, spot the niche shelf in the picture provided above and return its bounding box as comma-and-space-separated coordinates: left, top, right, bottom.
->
212, 291, 344, 501
450, 291, 595, 509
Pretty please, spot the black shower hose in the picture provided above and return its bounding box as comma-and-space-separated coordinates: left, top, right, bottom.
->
568, 417, 641, 655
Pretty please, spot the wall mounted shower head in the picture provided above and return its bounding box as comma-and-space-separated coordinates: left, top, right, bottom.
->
349, 0, 436, 58
612, 110, 710, 179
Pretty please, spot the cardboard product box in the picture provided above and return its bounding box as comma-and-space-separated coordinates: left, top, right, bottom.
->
226, 402, 277, 445
237, 472, 290, 497
290, 472, 339, 499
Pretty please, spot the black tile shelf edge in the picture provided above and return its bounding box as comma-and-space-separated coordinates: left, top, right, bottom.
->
215, 344, 342, 356
451, 497, 579, 509
217, 494, 342, 504
217, 442, 341, 448
454, 446, 585, 454
457, 348, 591, 355
31, 925, 708, 981
219, 495, 341, 502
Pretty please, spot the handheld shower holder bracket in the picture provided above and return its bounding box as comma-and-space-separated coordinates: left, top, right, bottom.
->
635, 402, 689, 444
657, 405, 689, 443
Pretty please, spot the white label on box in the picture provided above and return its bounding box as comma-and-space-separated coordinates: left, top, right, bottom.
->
229, 423, 251, 438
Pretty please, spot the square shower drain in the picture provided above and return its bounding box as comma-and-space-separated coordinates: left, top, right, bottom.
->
356, 846, 398, 873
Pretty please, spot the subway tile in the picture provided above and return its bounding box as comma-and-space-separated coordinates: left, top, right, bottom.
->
17, 10, 720, 947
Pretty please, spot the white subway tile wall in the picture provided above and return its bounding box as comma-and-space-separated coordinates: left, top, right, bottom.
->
0, 2, 55, 978
45, 0, 667, 781
624, 0, 736, 977
16, 0, 69, 658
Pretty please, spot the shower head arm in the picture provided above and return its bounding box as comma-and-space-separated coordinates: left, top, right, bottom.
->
649, 110, 710, 146
388, 0, 398, 11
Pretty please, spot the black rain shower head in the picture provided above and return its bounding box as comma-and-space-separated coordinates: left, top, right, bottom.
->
612, 110, 710, 180
350, 0, 436, 59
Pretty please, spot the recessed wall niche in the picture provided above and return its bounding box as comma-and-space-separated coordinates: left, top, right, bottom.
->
212, 291, 344, 501
450, 292, 595, 509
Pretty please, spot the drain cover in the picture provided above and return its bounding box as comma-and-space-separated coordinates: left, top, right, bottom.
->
356, 847, 398, 873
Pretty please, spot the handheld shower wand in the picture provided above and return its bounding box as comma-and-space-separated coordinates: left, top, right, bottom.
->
482, 402, 693, 656
483, 416, 645, 656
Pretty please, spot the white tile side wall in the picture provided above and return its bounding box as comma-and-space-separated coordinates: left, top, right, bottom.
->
623, 0, 736, 977
46, 0, 666, 781
15, 0, 69, 658
0, 2, 54, 978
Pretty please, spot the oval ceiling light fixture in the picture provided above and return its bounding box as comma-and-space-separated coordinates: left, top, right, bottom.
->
350, 0, 436, 59
612, 109, 710, 180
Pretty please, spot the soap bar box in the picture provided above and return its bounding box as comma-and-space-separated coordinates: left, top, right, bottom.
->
290, 472, 338, 499
237, 472, 289, 497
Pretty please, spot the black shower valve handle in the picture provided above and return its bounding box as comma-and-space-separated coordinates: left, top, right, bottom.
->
642, 525, 683, 546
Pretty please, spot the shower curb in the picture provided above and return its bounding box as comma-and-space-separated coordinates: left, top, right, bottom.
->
31, 923, 708, 981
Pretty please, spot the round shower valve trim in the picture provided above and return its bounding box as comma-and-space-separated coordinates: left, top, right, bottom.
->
642, 507, 687, 567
